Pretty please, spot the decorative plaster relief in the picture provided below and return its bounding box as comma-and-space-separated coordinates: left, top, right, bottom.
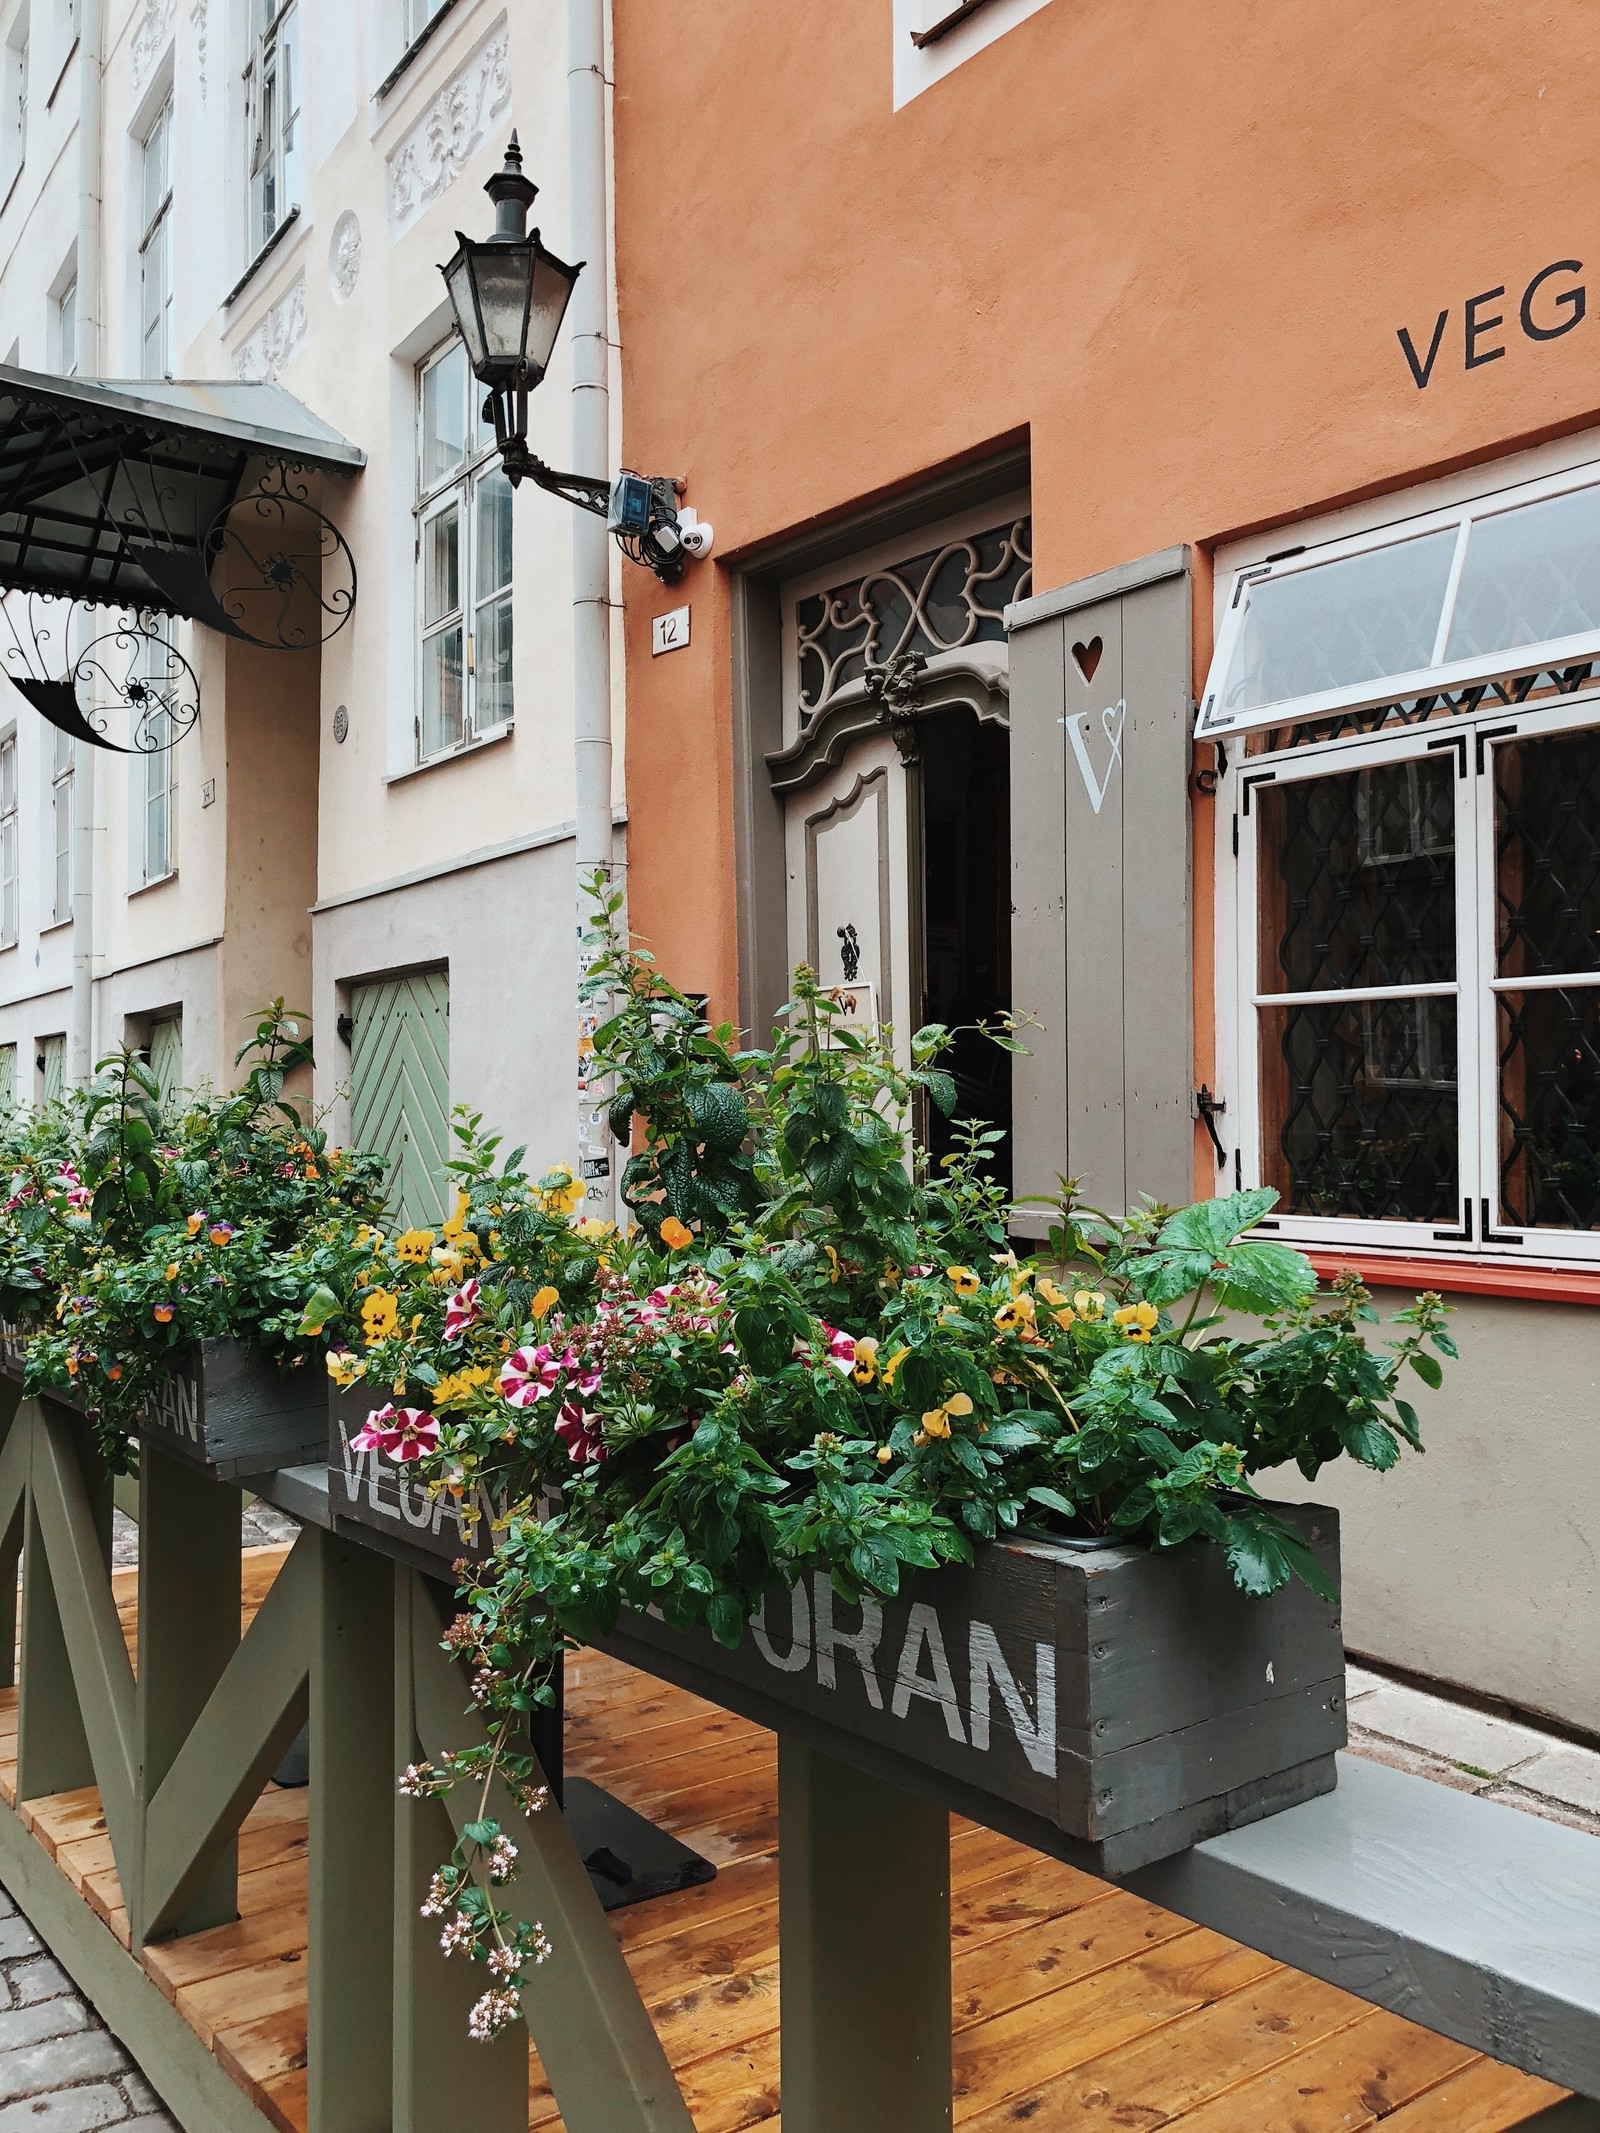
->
131, 0, 177, 89
234, 274, 308, 383
330, 212, 362, 302
191, 0, 208, 99
386, 21, 510, 237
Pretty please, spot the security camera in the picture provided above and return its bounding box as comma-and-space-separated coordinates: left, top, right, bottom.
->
677, 509, 714, 561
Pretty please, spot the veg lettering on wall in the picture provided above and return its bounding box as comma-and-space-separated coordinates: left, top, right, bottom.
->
1397, 259, 1585, 388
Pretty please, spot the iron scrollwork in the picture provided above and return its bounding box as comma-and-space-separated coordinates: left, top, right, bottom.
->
1, 594, 199, 754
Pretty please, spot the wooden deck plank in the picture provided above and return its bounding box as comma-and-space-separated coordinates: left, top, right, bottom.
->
1377, 2055, 1575, 2131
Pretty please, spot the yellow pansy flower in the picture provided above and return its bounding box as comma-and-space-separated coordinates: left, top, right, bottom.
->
1052, 1306, 1077, 1331
1074, 1290, 1106, 1321
882, 1346, 911, 1387
325, 1349, 363, 1387
921, 1391, 974, 1439
875, 1444, 893, 1465
946, 1266, 980, 1296
360, 1289, 399, 1344
441, 1190, 471, 1241
1037, 1277, 1070, 1309
530, 1285, 559, 1320
396, 1229, 436, 1264
851, 1336, 879, 1387
660, 1216, 693, 1251
1113, 1300, 1161, 1343
993, 1296, 1035, 1333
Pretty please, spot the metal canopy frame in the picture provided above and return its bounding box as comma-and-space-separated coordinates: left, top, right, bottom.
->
0, 365, 363, 618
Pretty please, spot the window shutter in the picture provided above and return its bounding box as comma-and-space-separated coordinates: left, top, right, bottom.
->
1008, 547, 1193, 1222
348, 971, 451, 1230
149, 1018, 183, 1113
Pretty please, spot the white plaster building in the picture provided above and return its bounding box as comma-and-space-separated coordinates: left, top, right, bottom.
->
0, 0, 624, 1222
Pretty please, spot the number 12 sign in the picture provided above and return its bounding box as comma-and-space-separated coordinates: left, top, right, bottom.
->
651, 605, 690, 655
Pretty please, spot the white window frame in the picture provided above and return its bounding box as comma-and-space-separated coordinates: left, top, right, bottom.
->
413, 339, 514, 765
138, 95, 174, 380
243, 0, 299, 263
48, 725, 70, 928
403, 0, 450, 48
133, 625, 177, 887
0, 730, 16, 949
1211, 448, 1600, 1271
54, 274, 76, 376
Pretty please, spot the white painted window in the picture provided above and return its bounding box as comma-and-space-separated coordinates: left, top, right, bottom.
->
2, 13, 27, 199
405, 0, 449, 45
138, 96, 174, 379
414, 339, 513, 762
1209, 452, 1600, 1267
54, 276, 76, 375
136, 625, 176, 884
0, 733, 16, 949
892, 0, 1051, 109
49, 724, 70, 927
244, 0, 299, 259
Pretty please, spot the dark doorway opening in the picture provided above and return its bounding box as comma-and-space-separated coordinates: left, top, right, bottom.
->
918, 709, 1012, 1194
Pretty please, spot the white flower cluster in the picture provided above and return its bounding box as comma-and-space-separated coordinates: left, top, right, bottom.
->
419, 1871, 452, 1919
488, 1834, 518, 1883
439, 1912, 474, 1956
467, 1989, 521, 2043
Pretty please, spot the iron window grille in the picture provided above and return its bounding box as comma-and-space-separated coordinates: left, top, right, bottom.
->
794, 516, 1031, 727
1213, 466, 1600, 1263
414, 339, 514, 764
244, 0, 299, 261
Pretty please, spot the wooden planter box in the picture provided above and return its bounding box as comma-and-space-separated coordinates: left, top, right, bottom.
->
602, 1504, 1346, 1877
0, 1332, 324, 1482
328, 1383, 499, 1569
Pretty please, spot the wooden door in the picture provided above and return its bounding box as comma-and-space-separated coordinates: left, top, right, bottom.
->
149, 1017, 183, 1113
39, 1034, 64, 1106
784, 735, 917, 1061
348, 971, 451, 1229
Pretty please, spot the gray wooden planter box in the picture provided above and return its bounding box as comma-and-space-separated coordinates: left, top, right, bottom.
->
0, 1332, 324, 1481
601, 1503, 1346, 1877
328, 1383, 498, 1569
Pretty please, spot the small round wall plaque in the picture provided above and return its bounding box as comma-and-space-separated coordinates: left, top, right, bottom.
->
332, 704, 349, 743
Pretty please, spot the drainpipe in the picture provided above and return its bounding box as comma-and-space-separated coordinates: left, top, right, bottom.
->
70, 0, 104, 1089
568, 0, 617, 1220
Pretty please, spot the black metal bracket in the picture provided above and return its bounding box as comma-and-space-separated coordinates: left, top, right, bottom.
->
1195, 1084, 1228, 1169
490, 404, 689, 584
499, 437, 611, 518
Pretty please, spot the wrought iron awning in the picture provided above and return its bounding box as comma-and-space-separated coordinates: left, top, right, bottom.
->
0, 366, 363, 618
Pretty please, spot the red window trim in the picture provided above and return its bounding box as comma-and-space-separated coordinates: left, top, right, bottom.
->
1307, 1249, 1600, 1307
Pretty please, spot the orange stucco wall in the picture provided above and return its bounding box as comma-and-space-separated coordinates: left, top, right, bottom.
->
611, 0, 1600, 1110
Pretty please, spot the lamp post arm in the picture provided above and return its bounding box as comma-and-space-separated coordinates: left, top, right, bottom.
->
499, 439, 610, 517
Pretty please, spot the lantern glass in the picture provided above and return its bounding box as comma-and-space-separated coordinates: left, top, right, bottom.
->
443, 249, 488, 372
525, 246, 581, 380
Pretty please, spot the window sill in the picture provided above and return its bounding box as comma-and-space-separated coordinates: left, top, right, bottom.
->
222, 206, 304, 312
375, 0, 466, 101
47, 38, 78, 111
385, 723, 513, 786
911, 0, 996, 45
40, 918, 71, 937
128, 870, 177, 899
0, 165, 22, 224
1306, 1248, 1600, 1308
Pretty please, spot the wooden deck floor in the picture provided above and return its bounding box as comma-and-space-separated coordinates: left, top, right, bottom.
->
0, 1543, 1572, 2133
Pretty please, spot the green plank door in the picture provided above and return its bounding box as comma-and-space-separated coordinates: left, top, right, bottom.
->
149, 1018, 183, 1114
0, 1045, 14, 1110
348, 972, 450, 1230
40, 1035, 65, 1106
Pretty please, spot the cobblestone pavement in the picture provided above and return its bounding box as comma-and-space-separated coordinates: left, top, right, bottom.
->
1347, 1660, 1600, 1835
0, 1885, 175, 2131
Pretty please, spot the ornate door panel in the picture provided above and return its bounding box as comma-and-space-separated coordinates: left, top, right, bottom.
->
784, 736, 916, 1062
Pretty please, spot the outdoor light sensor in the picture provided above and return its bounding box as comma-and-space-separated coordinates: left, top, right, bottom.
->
441, 137, 709, 587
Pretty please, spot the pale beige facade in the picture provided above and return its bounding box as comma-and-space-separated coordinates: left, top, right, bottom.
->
0, 0, 622, 1173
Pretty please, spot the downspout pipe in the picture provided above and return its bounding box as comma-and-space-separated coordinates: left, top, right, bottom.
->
568, 0, 617, 1219
70, 0, 104, 1089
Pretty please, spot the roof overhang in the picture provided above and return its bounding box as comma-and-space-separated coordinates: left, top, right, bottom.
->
0, 366, 364, 617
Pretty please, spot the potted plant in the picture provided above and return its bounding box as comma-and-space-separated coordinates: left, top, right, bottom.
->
316, 883, 1454, 2035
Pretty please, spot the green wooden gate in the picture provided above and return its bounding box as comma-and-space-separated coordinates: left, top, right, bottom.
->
0, 1044, 14, 1109
149, 1018, 183, 1113
348, 971, 450, 1230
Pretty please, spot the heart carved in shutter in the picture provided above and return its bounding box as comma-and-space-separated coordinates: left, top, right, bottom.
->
1072, 635, 1103, 683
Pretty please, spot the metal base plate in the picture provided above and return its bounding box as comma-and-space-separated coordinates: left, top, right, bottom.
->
562, 1776, 717, 1913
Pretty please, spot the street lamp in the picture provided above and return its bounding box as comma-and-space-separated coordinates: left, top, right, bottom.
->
440, 136, 711, 585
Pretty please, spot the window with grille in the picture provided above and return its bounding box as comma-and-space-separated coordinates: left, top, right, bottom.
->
405, 0, 450, 44
49, 725, 70, 927
414, 339, 513, 763
244, 0, 298, 260
1214, 457, 1600, 1265
136, 627, 177, 884
0, 734, 16, 949
139, 98, 173, 378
